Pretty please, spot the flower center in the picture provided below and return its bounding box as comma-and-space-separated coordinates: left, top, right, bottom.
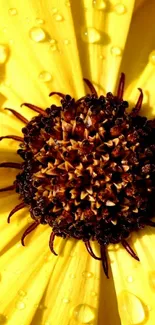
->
1, 74, 155, 278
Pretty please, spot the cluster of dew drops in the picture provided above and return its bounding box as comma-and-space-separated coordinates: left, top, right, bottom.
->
1, 1, 155, 83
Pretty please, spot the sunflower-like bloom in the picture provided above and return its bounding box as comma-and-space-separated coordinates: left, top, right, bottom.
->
0, 1, 155, 325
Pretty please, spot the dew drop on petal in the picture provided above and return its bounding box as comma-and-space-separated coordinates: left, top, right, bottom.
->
149, 50, 155, 65
0, 45, 8, 64
118, 291, 146, 324
93, 0, 107, 10
36, 18, 45, 25
8, 8, 18, 16
63, 39, 70, 45
16, 300, 26, 310
29, 27, 46, 42
49, 39, 58, 51
99, 54, 104, 60
72, 304, 95, 323
146, 305, 152, 311
52, 7, 58, 14
38, 71, 52, 82
62, 297, 70, 304
114, 3, 126, 15
49, 39, 57, 45
53, 14, 64, 22
126, 275, 134, 283
91, 291, 97, 297
81, 27, 101, 43
149, 271, 155, 290
18, 290, 27, 297
111, 46, 122, 56
82, 271, 93, 278
70, 273, 76, 279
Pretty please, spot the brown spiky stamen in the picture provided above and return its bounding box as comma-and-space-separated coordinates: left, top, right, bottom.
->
117, 72, 125, 100
121, 239, 140, 261
130, 88, 143, 117
0, 184, 15, 192
83, 78, 98, 96
21, 103, 47, 117
49, 232, 58, 256
100, 245, 109, 279
0, 162, 22, 169
21, 221, 39, 246
2, 73, 155, 278
0, 135, 23, 142
5, 108, 28, 124
85, 240, 102, 260
49, 91, 65, 99
7, 202, 26, 223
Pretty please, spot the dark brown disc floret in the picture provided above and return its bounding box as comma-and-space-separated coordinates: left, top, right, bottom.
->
1, 73, 155, 278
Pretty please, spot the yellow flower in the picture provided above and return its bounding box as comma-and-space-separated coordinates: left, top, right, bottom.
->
0, 1, 155, 324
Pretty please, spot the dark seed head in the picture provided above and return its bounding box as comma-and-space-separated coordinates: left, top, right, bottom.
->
15, 79, 155, 249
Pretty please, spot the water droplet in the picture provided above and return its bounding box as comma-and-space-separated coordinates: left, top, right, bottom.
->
29, 27, 46, 42
91, 291, 97, 297
63, 39, 70, 45
38, 303, 46, 310
118, 291, 146, 324
149, 50, 155, 65
114, 3, 126, 15
16, 242, 22, 248
49, 39, 58, 51
49, 39, 56, 45
82, 271, 93, 278
39, 71, 52, 82
0, 314, 7, 324
99, 54, 104, 60
70, 273, 76, 279
53, 14, 64, 22
18, 290, 27, 297
16, 300, 26, 310
93, 0, 107, 10
62, 297, 70, 304
8, 8, 18, 16
36, 18, 45, 25
146, 305, 152, 311
0, 45, 8, 64
65, 1, 71, 7
111, 46, 122, 56
72, 304, 95, 323
52, 8, 58, 14
149, 271, 155, 290
126, 275, 134, 283
81, 27, 101, 43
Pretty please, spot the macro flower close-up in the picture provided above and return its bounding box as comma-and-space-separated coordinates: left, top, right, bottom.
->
1, 0, 155, 324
